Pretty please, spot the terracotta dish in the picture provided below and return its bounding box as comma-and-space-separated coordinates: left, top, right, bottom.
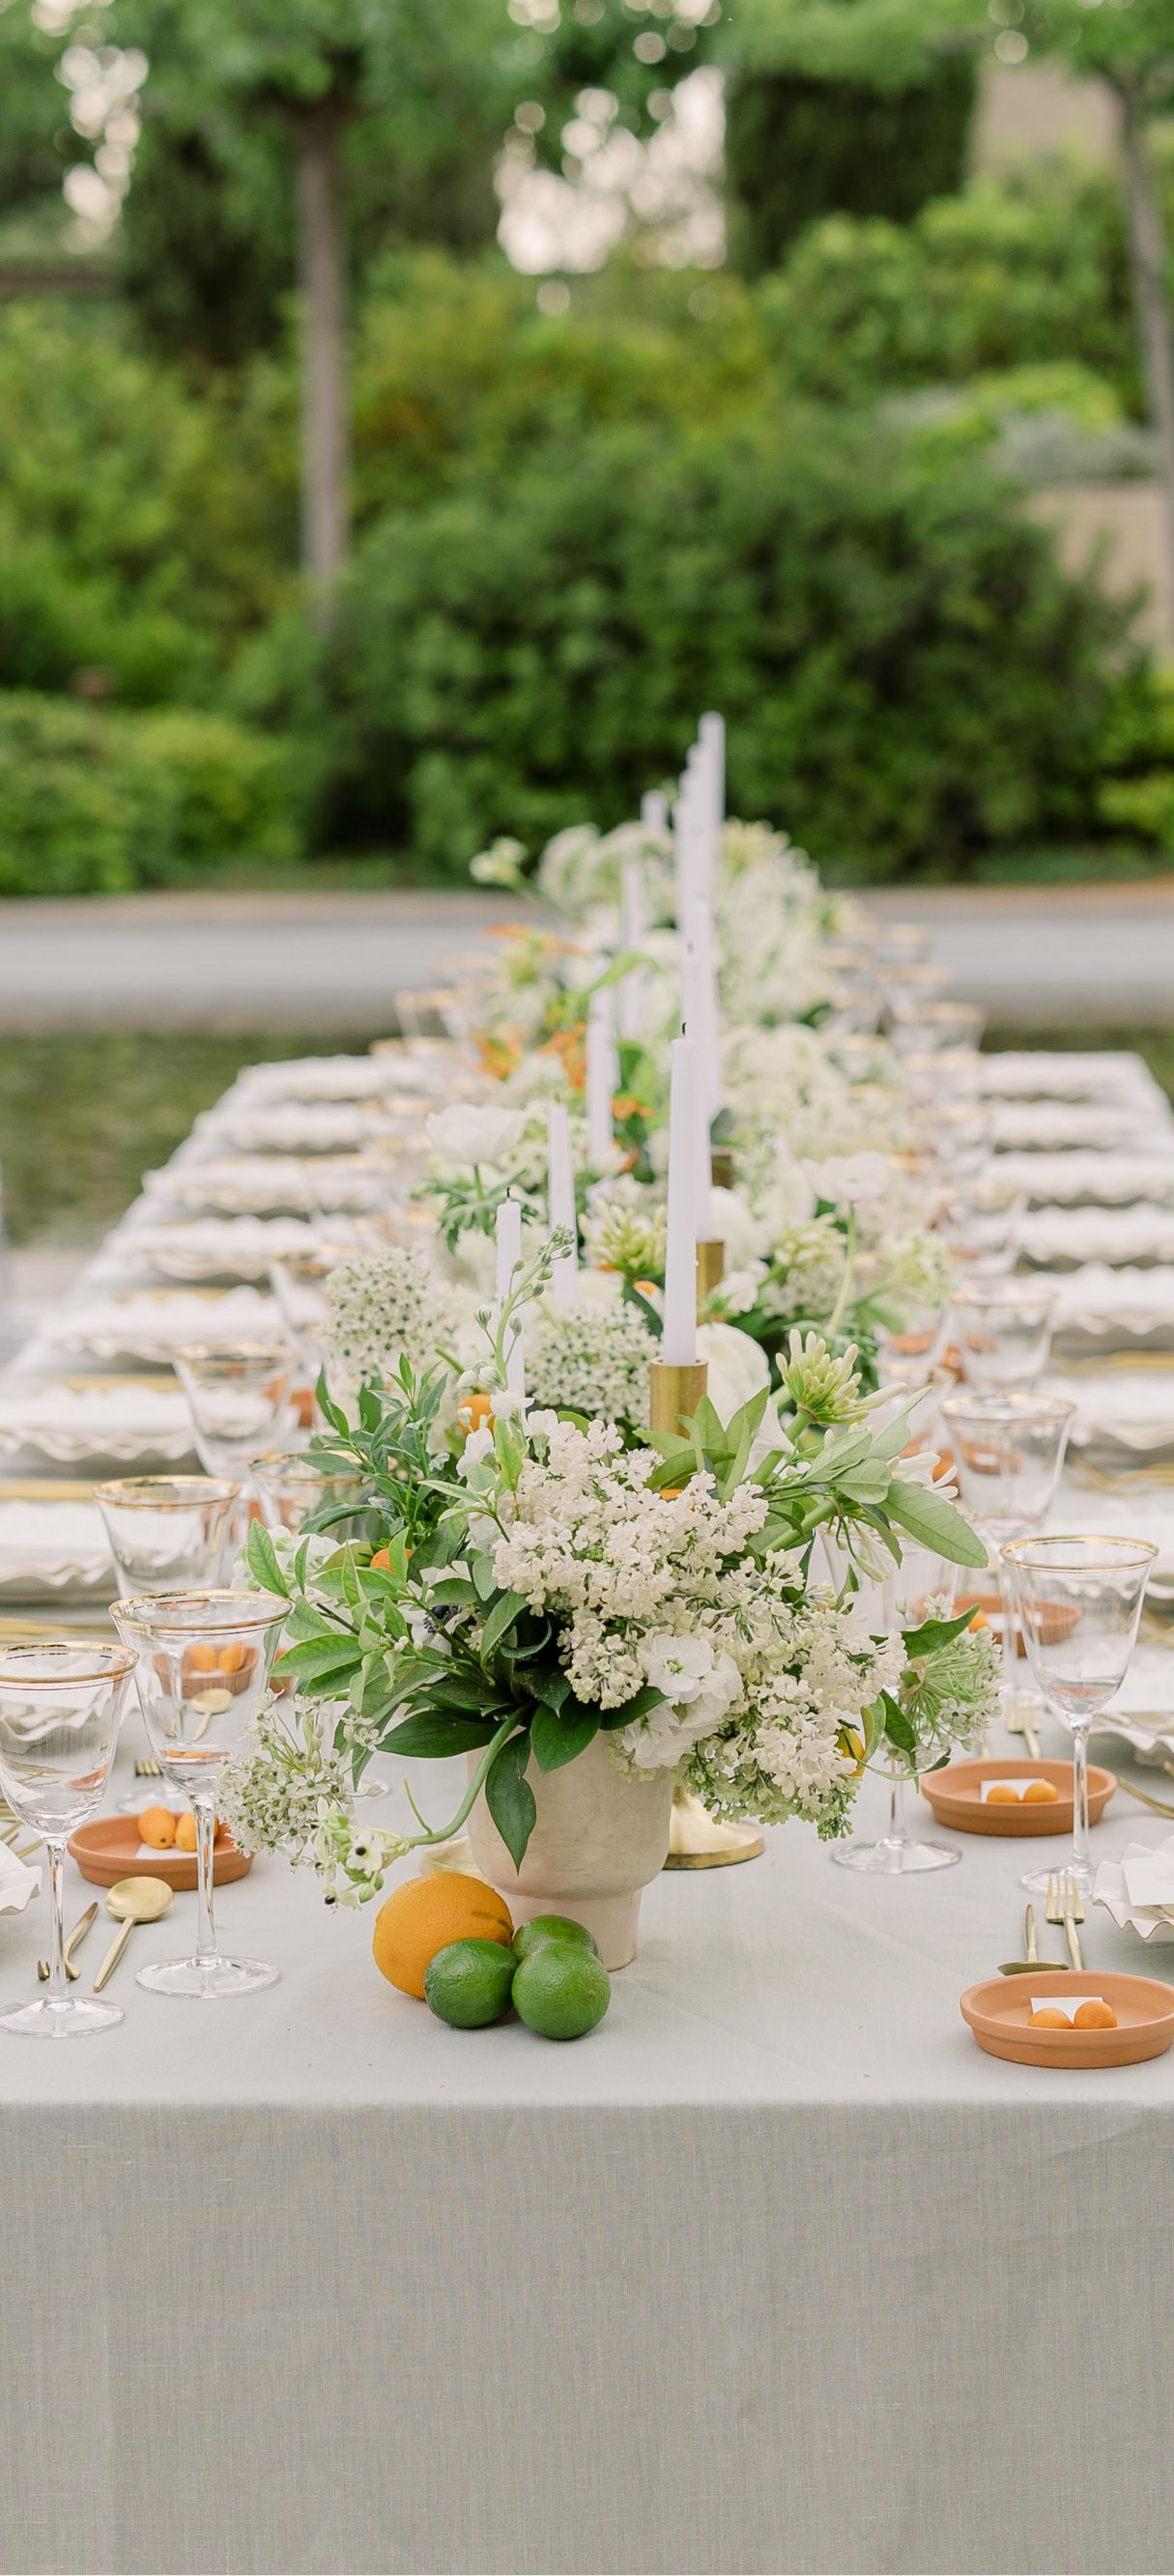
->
68, 1814, 252, 1891
960, 1968, 1174, 2069
921, 1756, 1115, 1837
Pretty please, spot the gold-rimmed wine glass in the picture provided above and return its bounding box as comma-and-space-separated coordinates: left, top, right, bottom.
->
111, 1590, 288, 1999
175, 1343, 294, 1482
0, 1643, 136, 2038
1002, 1535, 1157, 1897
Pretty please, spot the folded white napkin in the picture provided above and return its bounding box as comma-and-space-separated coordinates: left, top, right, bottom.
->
993, 1152, 1174, 1207
118, 1216, 327, 1283
1020, 1206, 1174, 1268
0, 1500, 109, 1586
0, 1845, 41, 1912
46, 1289, 281, 1358
1095, 1834, 1174, 1941
978, 1052, 1164, 1104
1123, 1854, 1174, 1910
191, 1101, 406, 1156
0, 1381, 194, 1462
142, 1157, 389, 1215
989, 1103, 1166, 1151
232, 1051, 454, 1102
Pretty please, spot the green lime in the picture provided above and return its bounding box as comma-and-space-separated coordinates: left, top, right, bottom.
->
511, 1943, 611, 2041
423, 1939, 516, 2029
512, 1913, 601, 1965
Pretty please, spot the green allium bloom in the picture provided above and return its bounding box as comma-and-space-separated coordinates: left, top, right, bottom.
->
782, 1331, 863, 1422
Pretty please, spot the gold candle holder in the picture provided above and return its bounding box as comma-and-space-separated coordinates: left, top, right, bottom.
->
710, 1148, 735, 1191
696, 1237, 725, 1299
648, 1359, 708, 1438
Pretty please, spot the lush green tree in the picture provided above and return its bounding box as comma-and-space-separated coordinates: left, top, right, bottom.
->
236, 411, 1135, 877
725, 59, 975, 273
101, 0, 520, 597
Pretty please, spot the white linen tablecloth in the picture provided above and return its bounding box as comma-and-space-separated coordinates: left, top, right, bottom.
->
2, 1742, 1174, 2576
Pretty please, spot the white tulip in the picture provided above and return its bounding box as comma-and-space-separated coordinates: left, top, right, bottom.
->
425, 1104, 527, 1167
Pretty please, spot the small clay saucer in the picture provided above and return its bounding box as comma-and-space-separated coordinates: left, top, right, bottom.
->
68, 1813, 252, 1891
921, 1756, 1115, 1837
960, 1968, 1174, 2069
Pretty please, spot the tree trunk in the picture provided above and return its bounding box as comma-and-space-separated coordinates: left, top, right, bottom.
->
1117, 76, 1174, 628
295, 100, 350, 617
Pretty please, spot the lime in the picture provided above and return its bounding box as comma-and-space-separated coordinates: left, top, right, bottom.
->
423, 1938, 516, 2029
512, 1913, 601, 1965
511, 1943, 611, 2041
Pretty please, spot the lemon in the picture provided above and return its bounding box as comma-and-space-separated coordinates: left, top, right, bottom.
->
423, 1939, 517, 2028
512, 1914, 601, 1964
512, 1944, 611, 2041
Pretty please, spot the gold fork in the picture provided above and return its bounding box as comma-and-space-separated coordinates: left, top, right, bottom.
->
134, 1756, 162, 1779
1046, 1868, 1085, 1969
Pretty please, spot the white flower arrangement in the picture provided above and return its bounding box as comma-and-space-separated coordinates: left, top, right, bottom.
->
321, 1248, 462, 1385
526, 1292, 657, 1424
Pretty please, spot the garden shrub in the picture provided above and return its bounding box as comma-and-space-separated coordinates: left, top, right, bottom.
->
240, 412, 1134, 882
0, 694, 299, 895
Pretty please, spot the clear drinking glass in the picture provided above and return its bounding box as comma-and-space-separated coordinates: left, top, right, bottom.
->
268, 1243, 351, 1361
175, 1343, 294, 1480
941, 1394, 1074, 1735
111, 1590, 288, 1998
941, 1180, 1026, 1280
952, 1279, 1055, 1390
0, 1643, 136, 2038
249, 1449, 367, 1533
895, 1001, 986, 1058
1002, 1535, 1157, 1896
830, 1542, 964, 1876
95, 1475, 243, 1813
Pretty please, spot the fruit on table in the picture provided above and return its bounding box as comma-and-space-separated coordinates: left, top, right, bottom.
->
512, 1914, 601, 1965
1021, 1779, 1059, 1804
424, 1939, 517, 2028
1028, 2007, 1070, 2029
987, 1785, 1021, 1805
1073, 1998, 1117, 2029
174, 1813, 198, 1854
137, 1806, 177, 1849
371, 1870, 514, 1999
512, 1943, 611, 2041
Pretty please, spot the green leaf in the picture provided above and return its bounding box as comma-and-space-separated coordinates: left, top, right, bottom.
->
478, 1589, 529, 1663
883, 1480, 988, 1569
880, 1691, 917, 1758
382, 1710, 502, 1758
245, 1519, 289, 1600
901, 1606, 984, 1659
597, 1681, 665, 1731
530, 1699, 598, 1771
471, 1553, 498, 1602
485, 1731, 537, 1868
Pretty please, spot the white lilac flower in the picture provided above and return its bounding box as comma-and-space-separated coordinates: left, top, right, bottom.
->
321, 1248, 461, 1383
527, 1294, 656, 1423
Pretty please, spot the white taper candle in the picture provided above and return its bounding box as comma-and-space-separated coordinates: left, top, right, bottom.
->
662, 1036, 700, 1367
618, 855, 646, 1042
586, 987, 616, 1166
546, 1103, 579, 1308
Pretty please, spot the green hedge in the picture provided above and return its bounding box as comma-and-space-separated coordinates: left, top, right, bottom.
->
237, 413, 1135, 882
0, 694, 299, 895
726, 60, 977, 273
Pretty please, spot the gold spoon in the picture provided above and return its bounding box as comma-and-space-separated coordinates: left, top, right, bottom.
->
38, 1900, 99, 1984
93, 1878, 174, 1992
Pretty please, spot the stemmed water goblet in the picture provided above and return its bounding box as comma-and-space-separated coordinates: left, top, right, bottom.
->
0, 1644, 136, 2038
1002, 1536, 1157, 1898
830, 1536, 965, 1876
175, 1343, 295, 1485
941, 1393, 1074, 1740
111, 1590, 288, 1998
952, 1279, 1055, 1389
249, 1448, 368, 1534
94, 1475, 243, 1811
941, 1180, 1026, 1281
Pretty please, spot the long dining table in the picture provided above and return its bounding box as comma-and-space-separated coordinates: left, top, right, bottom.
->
3, 1040, 1174, 2576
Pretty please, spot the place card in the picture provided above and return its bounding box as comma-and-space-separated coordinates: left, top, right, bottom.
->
1122, 1854, 1174, 1911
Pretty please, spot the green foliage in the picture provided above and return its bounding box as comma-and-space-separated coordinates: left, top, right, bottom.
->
0, 693, 298, 894
0, 304, 296, 701
726, 57, 976, 273
759, 164, 1143, 411
242, 409, 1132, 880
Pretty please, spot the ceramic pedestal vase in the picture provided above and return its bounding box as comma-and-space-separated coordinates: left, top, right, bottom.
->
466, 1732, 673, 1970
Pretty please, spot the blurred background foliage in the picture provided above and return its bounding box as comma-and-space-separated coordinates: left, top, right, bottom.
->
0, 0, 1172, 889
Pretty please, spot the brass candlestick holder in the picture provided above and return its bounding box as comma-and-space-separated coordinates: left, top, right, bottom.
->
696, 1238, 726, 1299
647, 1358, 709, 1438
647, 1356, 764, 1871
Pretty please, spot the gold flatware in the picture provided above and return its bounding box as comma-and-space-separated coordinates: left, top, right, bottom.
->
92, 1877, 173, 1992
1005, 1695, 1042, 1761
38, 1900, 98, 1983
1047, 1869, 1084, 1970
134, 1755, 163, 1779
0, 1479, 95, 1502
0, 1822, 41, 1863
1111, 1776, 1174, 1820
998, 1901, 1070, 1974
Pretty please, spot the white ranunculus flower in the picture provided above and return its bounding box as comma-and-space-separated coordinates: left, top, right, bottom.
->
425, 1103, 527, 1167
697, 1321, 772, 1419
805, 1151, 889, 1207
710, 1187, 768, 1266
641, 1632, 723, 1703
